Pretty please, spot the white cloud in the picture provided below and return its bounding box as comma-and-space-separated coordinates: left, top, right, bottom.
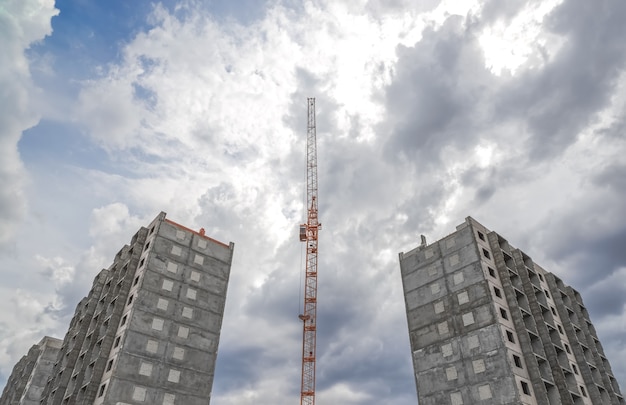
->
35, 255, 75, 285
0, 288, 62, 380
89, 202, 143, 238
478, 0, 566, 75
0, 0, 58, 248
319, 382, 372, 404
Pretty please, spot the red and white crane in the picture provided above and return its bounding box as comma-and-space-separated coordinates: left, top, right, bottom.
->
298, 97, 321, 405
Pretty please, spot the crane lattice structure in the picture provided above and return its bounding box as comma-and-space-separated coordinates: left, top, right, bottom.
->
298, 97, 321, 405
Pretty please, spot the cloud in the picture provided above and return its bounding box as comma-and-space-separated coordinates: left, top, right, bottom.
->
492, 0, 626, 159
46, 203, 149, 316
36, 255, 75, 285
382, 15, 494, 167
0, 0, 58, 249
0, 288, 62, 382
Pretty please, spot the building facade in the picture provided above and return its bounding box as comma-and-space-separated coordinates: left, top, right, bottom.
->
0, 337, 62, 405
1, 212, 234, 405
399, 217, 624, 405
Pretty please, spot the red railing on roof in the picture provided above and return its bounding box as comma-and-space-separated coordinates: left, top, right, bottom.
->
164, 219, 230, 248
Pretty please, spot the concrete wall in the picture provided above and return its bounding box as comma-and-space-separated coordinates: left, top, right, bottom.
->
400, 219, 521, 405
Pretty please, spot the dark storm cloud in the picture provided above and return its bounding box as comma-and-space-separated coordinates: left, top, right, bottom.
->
459, 166, 499, 205
459, 162, 542, 208
584, 271, 626, 318
552, 227, 626, 291
213, 347, 269, 393
530, 156, 626, 292
317, 276, 412, 379
321, 142, 392, 216
382, 0, 626, 202
244, 267, 301, 325
521, 164, 626, 335
593, 163, 626, 193
383, 16, 493, 167
284, 68, 344, 141
494, 0, 626, 160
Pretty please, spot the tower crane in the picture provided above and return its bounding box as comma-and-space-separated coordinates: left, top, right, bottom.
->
298, 97, 321, 405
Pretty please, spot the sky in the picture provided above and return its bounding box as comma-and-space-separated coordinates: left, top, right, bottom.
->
1, 0, 625, 403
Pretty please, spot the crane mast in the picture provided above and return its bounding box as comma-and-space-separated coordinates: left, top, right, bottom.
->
298, 97, 320, 405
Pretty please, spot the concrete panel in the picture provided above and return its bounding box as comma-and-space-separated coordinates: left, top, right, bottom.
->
153, 237, 191, 267
402, 245, 441, 271
163, 343, 214, 372
406, 297, 452, 330
158, 222, 192, 246
413, 337, 460, 373
402, 260, 444, 292
199, 272, 229, 297
122, 330, 166, 359
442, 244, 480, 275
416, 364, 467, 397
418, 386, 469, 405
446, 262, 485, 293
192, 237, 232, 265
458, 324, 502, 357
405, 279, 447, 310
410, 322, 448, 349
129, 308, 173, 339
450, 303, 495, 336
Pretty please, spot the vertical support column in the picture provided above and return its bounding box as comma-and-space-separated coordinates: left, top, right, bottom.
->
512, 250, 572, 405
488, 233, 550, 403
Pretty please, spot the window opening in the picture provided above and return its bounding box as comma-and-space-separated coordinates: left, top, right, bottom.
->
521, 381, 531, 395
506, 330, 515, 343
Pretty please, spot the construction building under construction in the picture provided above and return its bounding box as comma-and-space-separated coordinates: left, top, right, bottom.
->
1, 212, 234, 405
399, 216, 625, 405
0, 337, 62, 405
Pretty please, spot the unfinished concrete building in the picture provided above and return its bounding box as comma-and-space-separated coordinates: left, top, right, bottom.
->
0, 337, 62, 405
399, 217, 624, 405
1, 212, 234, 405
